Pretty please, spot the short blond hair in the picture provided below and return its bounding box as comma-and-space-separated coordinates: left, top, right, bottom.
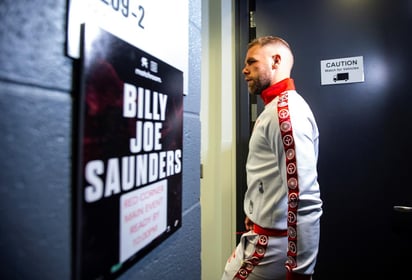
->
247, 36, 291, 51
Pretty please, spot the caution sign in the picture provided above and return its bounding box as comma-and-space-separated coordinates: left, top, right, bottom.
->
320, 56, 364, 85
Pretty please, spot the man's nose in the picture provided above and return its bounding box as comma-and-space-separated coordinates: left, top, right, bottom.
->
242, 66, 248, 75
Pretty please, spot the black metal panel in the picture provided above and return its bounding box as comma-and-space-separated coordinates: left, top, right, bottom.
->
236, 0, 412, 278
234, 0, 251, 243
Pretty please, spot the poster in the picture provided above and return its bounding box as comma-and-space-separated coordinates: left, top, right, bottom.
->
66, 0, 188, 95
74, 24, 183, 279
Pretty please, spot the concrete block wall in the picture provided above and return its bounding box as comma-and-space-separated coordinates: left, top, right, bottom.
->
0, 0, 201, 279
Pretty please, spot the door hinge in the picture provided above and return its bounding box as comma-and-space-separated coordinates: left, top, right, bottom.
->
249, 11, 256, 29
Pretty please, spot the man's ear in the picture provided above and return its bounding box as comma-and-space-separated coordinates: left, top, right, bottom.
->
272, 54, 281, 69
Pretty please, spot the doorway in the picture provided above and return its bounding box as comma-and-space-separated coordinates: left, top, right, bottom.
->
235, 0, 412, 278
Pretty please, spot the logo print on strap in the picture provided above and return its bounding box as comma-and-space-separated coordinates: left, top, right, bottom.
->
277, 93, 299, 271
232, 234, 269, 280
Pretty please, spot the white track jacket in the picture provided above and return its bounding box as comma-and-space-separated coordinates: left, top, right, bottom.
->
244, 78, 323, 278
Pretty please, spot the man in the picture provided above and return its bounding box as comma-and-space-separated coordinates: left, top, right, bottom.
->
221, 36, 323, 280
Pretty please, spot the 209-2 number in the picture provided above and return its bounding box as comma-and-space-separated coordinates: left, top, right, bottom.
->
101, 0, 145, 29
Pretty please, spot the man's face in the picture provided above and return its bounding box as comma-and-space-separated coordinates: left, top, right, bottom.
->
242, 45, 272, 95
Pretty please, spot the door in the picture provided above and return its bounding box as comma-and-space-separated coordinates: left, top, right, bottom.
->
236, 0, 412, 278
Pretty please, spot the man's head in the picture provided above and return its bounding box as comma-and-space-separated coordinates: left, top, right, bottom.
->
242, 36, 294, 95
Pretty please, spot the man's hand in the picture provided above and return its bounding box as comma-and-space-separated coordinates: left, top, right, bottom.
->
244, 216, 254, 231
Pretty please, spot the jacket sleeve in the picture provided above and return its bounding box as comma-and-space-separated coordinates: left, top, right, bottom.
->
288, 93, 323, 276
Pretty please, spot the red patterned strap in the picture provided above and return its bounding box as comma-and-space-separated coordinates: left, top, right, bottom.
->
233, 235, 269, 280
277, 92, 299, 272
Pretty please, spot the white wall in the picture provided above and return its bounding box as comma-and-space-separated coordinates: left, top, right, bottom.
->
201, 0, 237, 279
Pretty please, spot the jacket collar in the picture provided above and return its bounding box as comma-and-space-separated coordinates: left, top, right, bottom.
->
260, 78, 295, 105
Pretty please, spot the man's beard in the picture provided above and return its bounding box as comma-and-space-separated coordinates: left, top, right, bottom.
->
248, 77, 270, 95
